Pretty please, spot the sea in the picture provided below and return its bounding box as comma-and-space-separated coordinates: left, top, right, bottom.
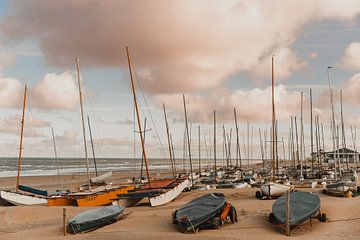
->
0, 157, 220, 178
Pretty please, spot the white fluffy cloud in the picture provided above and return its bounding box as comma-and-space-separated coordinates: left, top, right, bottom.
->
30, 71, 79, 111
339, 42, 360, 70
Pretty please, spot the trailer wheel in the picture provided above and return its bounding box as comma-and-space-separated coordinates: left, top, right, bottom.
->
268, 212, 278, 224
229, 206, 237, 224
320, 213, 327, 222
172, 210, 178, 224
255, 191, 262, 199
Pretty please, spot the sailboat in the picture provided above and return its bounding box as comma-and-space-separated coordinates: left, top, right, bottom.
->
0, 86, 48, 206
113, 47, 189, 207
269, 191, 327, 235
256, 56, 292, 199
48, 59, 134, 207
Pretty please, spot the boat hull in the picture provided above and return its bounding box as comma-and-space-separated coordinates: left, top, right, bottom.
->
272, 192, 320, 225
0, 190, 47, 206
174, 192, 226, 232
149, 178, 189, 207
261, 183, 291, 198
67, 205, 125, 233
75, 185, 134, 207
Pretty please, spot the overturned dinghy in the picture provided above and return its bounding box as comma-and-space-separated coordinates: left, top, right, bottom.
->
256, 182, 292, 199
67, 205, 125, 234
323, 181, 352, 197
172, 193, 237, 233
269, 192, 326, 234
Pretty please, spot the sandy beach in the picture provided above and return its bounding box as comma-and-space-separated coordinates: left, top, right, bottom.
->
0, 174, 359, 240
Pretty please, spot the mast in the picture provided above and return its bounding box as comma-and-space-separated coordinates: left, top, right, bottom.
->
87, 116, 98, 177
140, 118, 147, 179
295, 117, 300, 172
300, 92, 304, 180
16, 85, 27, 192
163, 103, 175, 177
75, 59, 91, 190
51, 127, 61, 183
183, 95, 194, 186
234, 108, 241, 169
198, 125, 201, 174
327, 66, 337, 180
247, 121, 250, 169
126, 47, 151, 188
214, 110, 217, 181
275, 121, 279, 175
271, 55, 276, 182
310, 88, 314, 177
170, 134, 176, 174
340, 90, 349, 171
259, 128, 265, 170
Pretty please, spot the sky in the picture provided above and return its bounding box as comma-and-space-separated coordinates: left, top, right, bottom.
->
1, 0, 360, 161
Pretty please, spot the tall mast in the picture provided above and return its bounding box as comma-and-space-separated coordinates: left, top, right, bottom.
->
51, 127, 61, 183
271, 55, 276, 182
198, 125, 201, 174
300, 91, 304, 180
247, 121, 250, 169
75, 59, 91, 190
163, 103, 175, 177
310, 88, 314, 177
259, 128, 264, 170
340, 90, 349, 171
16, 85, 27, 192
234, 108, 241, 169
140, 118, 147, 179
126, 47, 151, 188
87, 116, 98, 177
327, 66, 337, 180
183, 95, 194, 186
214, 110, 217, 181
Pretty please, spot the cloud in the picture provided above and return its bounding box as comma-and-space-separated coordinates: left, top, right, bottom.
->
114, 118, 133, 125
29, 71, 79, 111
2, 0, 360, 95
0, 70, 81, 111
54, 129, 78, 144
339, 42, 360, 70
0, 114, 50, 137
342, 73, 360, 105
249, 47, 307, 83
153, 84, 302, 123
0, 77, 23, 108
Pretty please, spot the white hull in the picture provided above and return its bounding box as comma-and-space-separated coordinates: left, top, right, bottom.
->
90, 171, 112, 184
0, 191, 47, 206
260, 183, 291, 197
233, 182, 249, 189
149, 178, 189, 207
113, 197, 143, 207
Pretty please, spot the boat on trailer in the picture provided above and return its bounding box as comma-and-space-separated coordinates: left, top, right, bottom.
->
172, 192, 237, 233
67, 205, 125, 234
323, 181, 352, 197
269, 192, 326, 235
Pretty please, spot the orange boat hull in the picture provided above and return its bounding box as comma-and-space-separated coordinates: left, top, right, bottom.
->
75, 185, 134, 207
47, 197, 75, 206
